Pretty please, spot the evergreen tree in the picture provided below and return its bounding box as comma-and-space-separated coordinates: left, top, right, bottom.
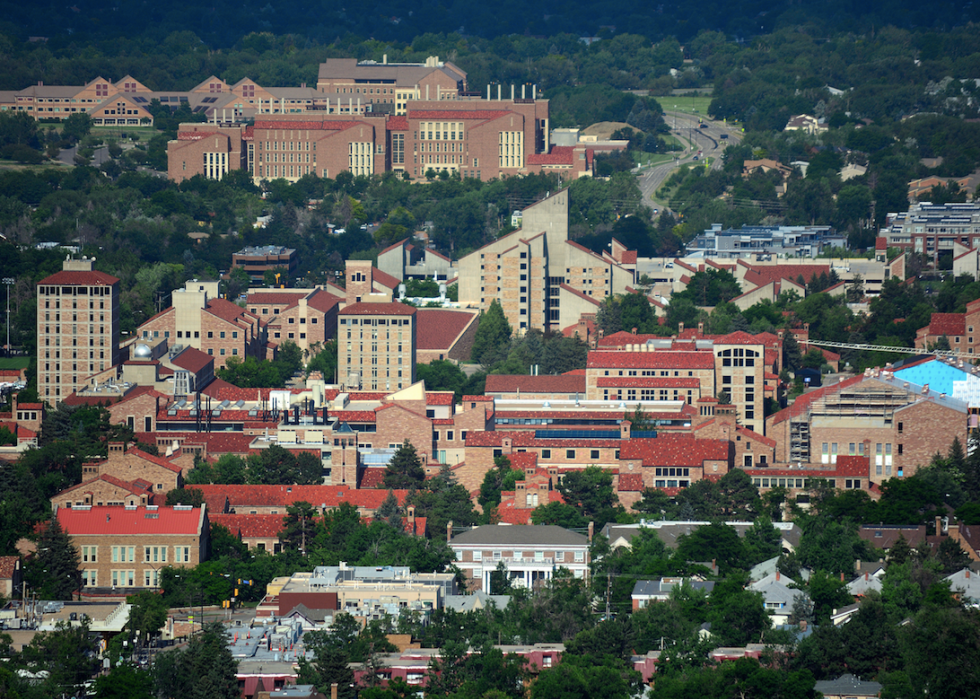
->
297, 645, 356, 699
383, 441, 427, 490
783, 332, 803, 371
280, 501, 317, 553
596, 297, 623, 336
29, 517, 81, 601
375, 490, 403, 530
471, 300, 512, 368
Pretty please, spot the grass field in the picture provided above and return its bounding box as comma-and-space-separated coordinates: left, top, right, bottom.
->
0, 357, 30, 369
655, 96, 713, 116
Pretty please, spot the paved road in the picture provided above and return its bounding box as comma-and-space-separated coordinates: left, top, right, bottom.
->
635, 112, 743, 216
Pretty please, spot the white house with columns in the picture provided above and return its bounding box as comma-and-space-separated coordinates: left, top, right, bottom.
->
448, 524, 591, 593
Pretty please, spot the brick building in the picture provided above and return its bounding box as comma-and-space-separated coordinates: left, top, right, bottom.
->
246, 288, 341, 357
37, 257, 120, 403
231, 246, 298, 285
82, 441, 184, 493
588, 333, 768, 435
338, 302, 416, 392
51, 474, 156, 511
135, 280, 265, 369
415, 308, 479, 364
914, 299, 980, 355
57, 504, 208, 594
766, 370, 970, 481
456, 191, 636, 334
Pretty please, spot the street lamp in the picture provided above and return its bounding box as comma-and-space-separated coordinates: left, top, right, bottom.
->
2, 277, 13, 354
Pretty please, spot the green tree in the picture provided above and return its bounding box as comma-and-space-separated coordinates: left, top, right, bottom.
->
93, 663, 154, 699
27, 517, 81, 601
556, 466, 624, 530
152, 623, 239, 699
280, 501, 317, 553
20, 619, 100, 695
383, 440, 427, 490
530, 654, 635, 699
126, 591, 169, 646
471, 300, 512, 368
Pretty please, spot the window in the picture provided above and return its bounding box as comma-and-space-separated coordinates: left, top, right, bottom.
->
566, 449, 575, 459
111, 570, 136, 587
82, 570, 98, 587
590, 449, 600, 460
144, 546, 167, 563
473, 551, 482, 561
144, 569, 160, 587
112, 546, 135, 562
82, 545, 98, 562
541, 449, 551, 459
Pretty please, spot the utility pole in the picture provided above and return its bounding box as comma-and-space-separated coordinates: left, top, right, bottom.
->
605, 571, 612, 619
3, 278, 13, 354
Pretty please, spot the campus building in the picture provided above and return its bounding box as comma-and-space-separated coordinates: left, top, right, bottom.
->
456, 191, 636, 333
337, 302, 417, 392
36, 258, 120, 403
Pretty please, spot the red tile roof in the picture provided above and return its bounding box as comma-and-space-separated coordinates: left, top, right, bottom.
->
735, 426, 776, 448
618, 473, 645, 491
340, 302, 416, 316
464, 430, 620, 449
386, 116, 409, 131
0, 556, 19, 579
190, 484, 409, 512
835, 455, 871, 476
875, 236, 888, 251
597, 377, 700, 388
206, 298, 253, 324
426, 392, 456, 406
485, 374, 587, 395
174, 432, 257, 455
416, 309, 477, 350
587, 351, 715, 370
372, 267, 401, 291
925, 313, 966, 337
768, 375, 865, 426
331, 410, 378, 422
526, 146, 574, 165
247, 292, 309, 306
171, 347, 213, 374
38, 269, 119, 286
620, 434, 730, 466
742, 264, 830, 289
56, 474, 152, 498
210, 513, 284, 539
620, 250, 638, 264
306, 289, 342, 314
58, 505, 204, 535
358, 468, 387, 489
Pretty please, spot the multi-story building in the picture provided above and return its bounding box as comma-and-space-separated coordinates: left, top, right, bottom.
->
882, 202, 980, 260
915, 298, 980, 355
337, 302, 416, 392
688, 224, 846, 259
456, 191, 636, 333
448, 524, 591, 592
231, 245, 298, 285
37, 257, 120, 403
135, 280, 265, 369
57, 504, 208, 595
766, 369, 970, 480
245, 288, 341, 357
316, 56, 468, 115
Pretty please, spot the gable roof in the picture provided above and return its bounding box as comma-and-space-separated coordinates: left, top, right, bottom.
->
587, 351, 715, 370
171, 346, 213, 374
206, 297, 253, 324
450, 524, 588, 547
38, 269, 119, 286
620, 434, 730, 466
58, 505, 205, 535
416, 309, 477, 350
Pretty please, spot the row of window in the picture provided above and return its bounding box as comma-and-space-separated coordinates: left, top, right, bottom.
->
38, 286, 113, 296
81, 569, 163, 587
81, 545, 192, 563
471, 550, 584, 562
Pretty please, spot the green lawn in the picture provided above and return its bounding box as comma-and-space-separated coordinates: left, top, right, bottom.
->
655, 96, 713, 116
0, 357, 30, 369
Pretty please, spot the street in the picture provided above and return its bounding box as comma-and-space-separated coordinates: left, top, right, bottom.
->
636, 111, 743, 216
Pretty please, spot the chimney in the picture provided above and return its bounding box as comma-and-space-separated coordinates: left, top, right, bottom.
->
865, 572, 869, 580
408, 505, 416, 527
776, 571, 780, 581
800, 620, 807, 632
698, 321, 704, 333
447, 520, 453, 544
840, 571, 845, 581
331, 684, 338, 699
679, 322, 685, 333
711, 558, 716, 572
967, 570, 971, 579
588, 521, 594, 543
936, 516, 942, 535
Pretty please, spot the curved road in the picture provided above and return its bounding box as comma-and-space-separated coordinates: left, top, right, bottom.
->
636, 112, 743, 216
